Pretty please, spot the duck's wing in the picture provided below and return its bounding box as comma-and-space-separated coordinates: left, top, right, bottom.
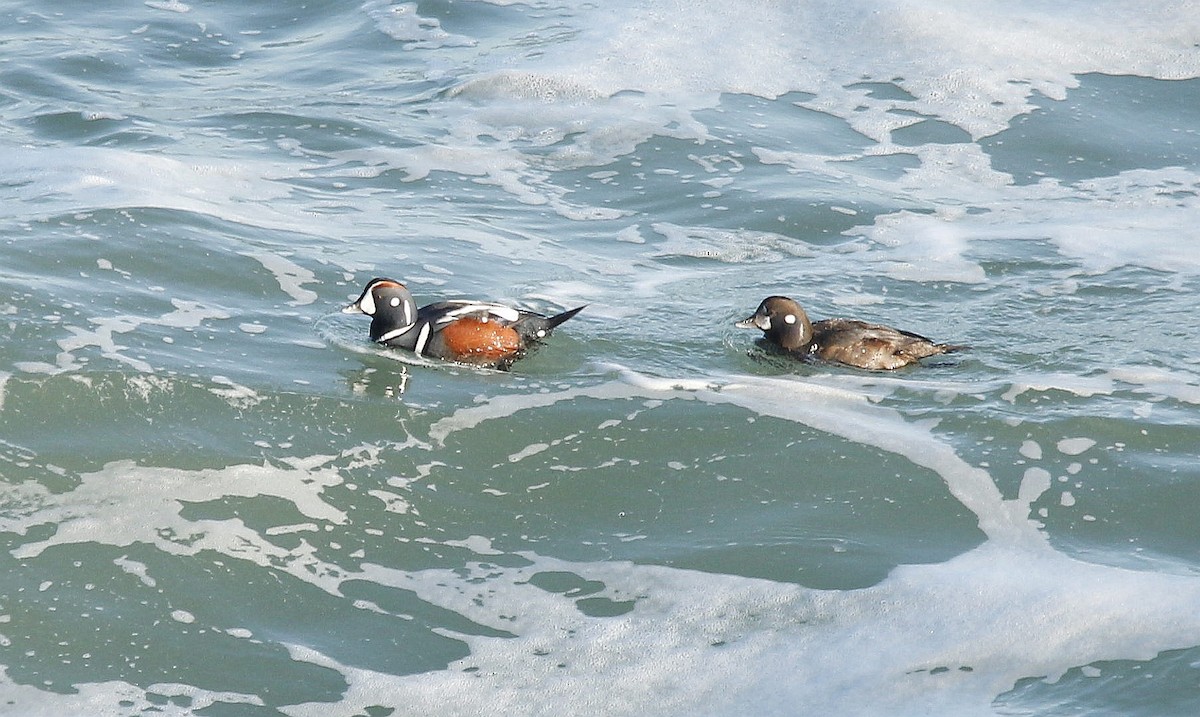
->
812, 319, 960, 370
417, 300, 523, 326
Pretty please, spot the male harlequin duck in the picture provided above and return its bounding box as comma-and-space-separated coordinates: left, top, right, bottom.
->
343, 277, 585, 370
736, 295, 965, 370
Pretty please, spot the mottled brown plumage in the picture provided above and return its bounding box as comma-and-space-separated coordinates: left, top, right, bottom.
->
736, 296, 965, 370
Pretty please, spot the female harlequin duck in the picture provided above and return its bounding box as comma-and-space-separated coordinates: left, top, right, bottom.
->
736, 296, 965, 370
344, 277, 585, 370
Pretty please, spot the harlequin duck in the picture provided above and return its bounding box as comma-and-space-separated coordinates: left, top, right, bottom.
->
736, 295, 965, 370
343, 277, 585, 369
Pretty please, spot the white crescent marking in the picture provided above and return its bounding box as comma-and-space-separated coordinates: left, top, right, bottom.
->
413, 323, 432, 356
435, 303, 520, 324
377, 325, 413, 343
358, 290, 376, 316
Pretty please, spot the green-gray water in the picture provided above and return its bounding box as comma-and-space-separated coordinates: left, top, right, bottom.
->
3, 1, 1200, 715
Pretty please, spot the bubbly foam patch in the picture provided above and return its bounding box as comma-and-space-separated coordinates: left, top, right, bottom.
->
272, 544, 1200, 717
243, 250, 319, 306
14, 299, 231, 376
7, 457, 348, 564
1109, 365, 1200, 405
5, 147, 309, 233
3, 366, 1198, 714
450, 0, 1200, 141
365, 0, 476, 50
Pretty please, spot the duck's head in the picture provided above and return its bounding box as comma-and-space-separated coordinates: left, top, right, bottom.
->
735, 295, 814, 350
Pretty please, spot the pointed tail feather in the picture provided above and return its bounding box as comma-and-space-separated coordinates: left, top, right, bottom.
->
515, 305, 586, 343
546, 304, 586, 330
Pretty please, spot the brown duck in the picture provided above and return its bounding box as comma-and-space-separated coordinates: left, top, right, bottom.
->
736, 296, 965, 370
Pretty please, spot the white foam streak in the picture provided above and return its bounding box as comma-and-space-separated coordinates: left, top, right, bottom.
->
4, 147, 312, 233
365, 0, 476, 50
9, 458, 347, 560
6, 379, 1200, 714
1109, 365, 1200, 404
434, 365, 1045, 547
16, 300, 232, 376
273, 544, 1200, 717
244, 251, 320, 306
0, 667, 262, 717
521, 0, 1200, 139
854, 164, 1200, 284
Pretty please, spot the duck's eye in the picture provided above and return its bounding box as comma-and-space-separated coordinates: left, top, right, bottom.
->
784, 314, 797, 325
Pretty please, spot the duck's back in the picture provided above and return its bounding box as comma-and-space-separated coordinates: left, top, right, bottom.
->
811, 319, 959, 370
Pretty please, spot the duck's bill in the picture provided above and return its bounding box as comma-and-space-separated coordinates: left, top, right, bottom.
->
342, 301, 364, 314
735, 315, 766, 330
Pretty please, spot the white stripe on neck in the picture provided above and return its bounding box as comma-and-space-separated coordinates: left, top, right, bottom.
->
377, 323, 416, 344
413, 323, 432, 356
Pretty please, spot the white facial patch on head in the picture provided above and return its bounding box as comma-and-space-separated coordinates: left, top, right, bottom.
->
784, 314, 797, 325
758, 315, 771, 330
358, 290, 377, 316
390, 296, 401, 307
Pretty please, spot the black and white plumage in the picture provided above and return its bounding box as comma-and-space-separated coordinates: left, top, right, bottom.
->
343, 277, 584, 369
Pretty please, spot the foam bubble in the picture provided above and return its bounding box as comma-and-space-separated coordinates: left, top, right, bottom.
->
243, 251, 319, 306
365, 0, 476, 50
1056, 438, 1097, 456
145, 0, 190, 12
170, 609, 196, 624
209, 375, 263, 409
650, 222, 815, 264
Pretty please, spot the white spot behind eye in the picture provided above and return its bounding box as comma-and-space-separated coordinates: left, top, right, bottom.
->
784, 314, 797, 325
390, 297, 401, 307
536, 329, 546, 338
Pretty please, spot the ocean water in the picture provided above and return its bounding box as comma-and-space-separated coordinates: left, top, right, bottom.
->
2, 0, 1200, 714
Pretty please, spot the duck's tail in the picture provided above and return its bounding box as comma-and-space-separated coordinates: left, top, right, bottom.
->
546, 304, 587, 330
515, 305, 587, 342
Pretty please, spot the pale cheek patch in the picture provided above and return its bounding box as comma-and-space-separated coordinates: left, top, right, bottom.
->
390, 297, 401, 307
784, 314, 797, 325
359, 291, 377, 316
